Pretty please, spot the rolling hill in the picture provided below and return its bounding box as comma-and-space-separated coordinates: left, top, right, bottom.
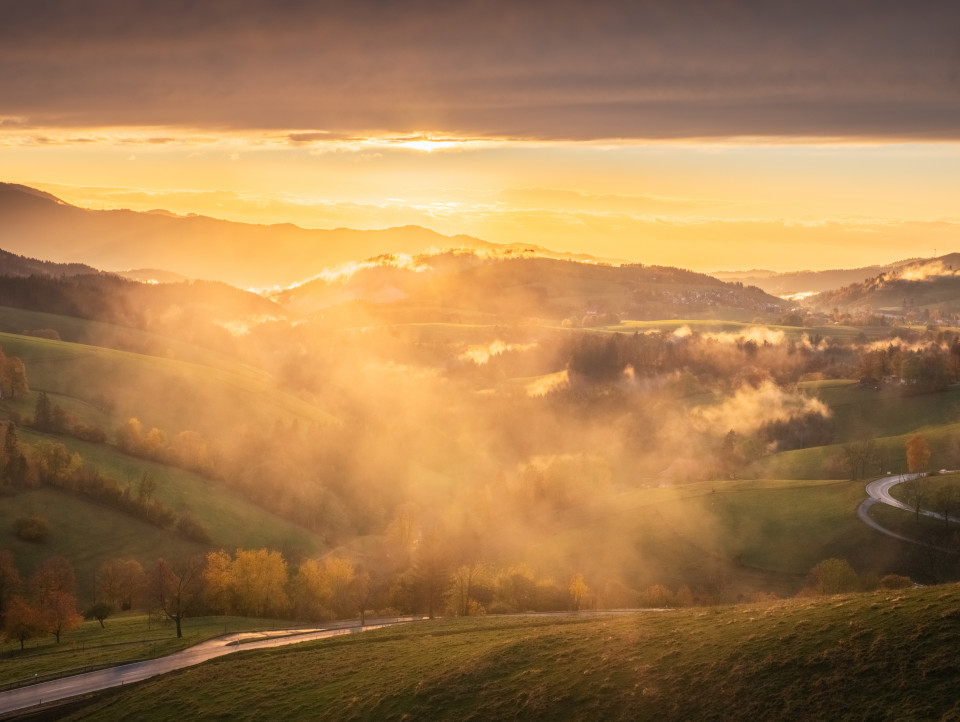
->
53, 583, 960, 721
810, 255, 960, 315
0, 183, 615, 289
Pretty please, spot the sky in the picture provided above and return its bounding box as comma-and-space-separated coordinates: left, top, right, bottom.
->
1, 0, 959, 272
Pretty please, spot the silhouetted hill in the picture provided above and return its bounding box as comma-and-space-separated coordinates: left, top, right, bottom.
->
277, 252, 787, 321
715, 265, 897, 297
810, 255, 960, 314
0, 183, 615, 289
0, 245, 98, 277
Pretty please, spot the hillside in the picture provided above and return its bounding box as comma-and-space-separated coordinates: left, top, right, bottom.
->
56, 583, 960, 721
810, 256, 960, 317
276, 253, 788, 322
0, 325, 340, 589
0, 184, 614, 289
0, 246, 98, 278
717, 255, 957, 300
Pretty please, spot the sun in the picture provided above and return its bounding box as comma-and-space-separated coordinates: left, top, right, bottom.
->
393, 137, 460, 152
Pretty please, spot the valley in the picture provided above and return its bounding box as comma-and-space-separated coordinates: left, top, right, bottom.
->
2, 187, 960, 718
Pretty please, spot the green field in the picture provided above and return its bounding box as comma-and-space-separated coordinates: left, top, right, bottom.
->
0, 474, 320, 598
0, 330, 338, 439
0, 319, 335, 585
15, 428, 321, 554
807, 381, 960, 443
0, 306, 246, 370
54, 582, 960, 721
755, 420, 960, 481
0, 612, 303, 688
523, 478, 913, 598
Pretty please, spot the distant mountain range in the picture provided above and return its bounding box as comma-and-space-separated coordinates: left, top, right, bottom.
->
3, 182, 957, 315
0, 183, 616, 289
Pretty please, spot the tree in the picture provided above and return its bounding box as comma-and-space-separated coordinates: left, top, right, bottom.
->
906, 435, 932, 520
413, 527, 452, 619
323, 557, 356, 619
97, 558, 146, 610
230, 549, 290, 618
149, 556, 205, 638
6, 357, 28, 398
290, 558, 332, 622
932, 484, 960, 526
640, 584, 673, 608
3, 596, 40, 650
353, 571, 372, 624
84, 601, 115, 628
0, 549, 22, 624
842, 439, 879, 480
907, 434, 931, 476
203, 550, 235, 614
30, 556, 76, 611
0, 422, 27, 487
34, 392, 52, 432
41, 590, 82, 643
136, 473, 156, 504
568, 572, 590, 611
452, 563, 490, 617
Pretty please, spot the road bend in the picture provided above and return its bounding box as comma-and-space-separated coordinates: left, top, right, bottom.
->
859, 472, 957, 547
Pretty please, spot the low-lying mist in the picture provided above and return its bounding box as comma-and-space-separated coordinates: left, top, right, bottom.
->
7, 250, 960, 611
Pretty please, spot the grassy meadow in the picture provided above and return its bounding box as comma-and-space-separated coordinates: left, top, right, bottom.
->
0, 612, 302, 688
523, 478, 914, 599
54, 583, 960, 721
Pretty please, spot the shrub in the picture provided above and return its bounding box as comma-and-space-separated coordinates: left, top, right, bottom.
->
176, 513, 212, 544
879, 573, 913, 590
808, 558, 860, 595
13, 516, 48, 543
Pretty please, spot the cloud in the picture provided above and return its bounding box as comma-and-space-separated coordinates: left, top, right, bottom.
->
459, 340, 538, 365
2, 1, 959, 140
693, 380, 830, 436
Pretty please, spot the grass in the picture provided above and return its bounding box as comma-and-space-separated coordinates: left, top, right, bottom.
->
0, 325, 329, 584
0, 329, 338, 442
756, 420, 960, 481
806, 382, 960, 443
14, 428, 321, 559
0, 612, 301, 688
0, 478, 321, 602
55, 583, 960, 721
513, 478, 913, 600
888, 472, 960, 511
0, 487, 203, 598
0, 306, 247, 371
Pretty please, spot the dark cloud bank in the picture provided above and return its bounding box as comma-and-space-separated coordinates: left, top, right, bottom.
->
1, 0, 958, 139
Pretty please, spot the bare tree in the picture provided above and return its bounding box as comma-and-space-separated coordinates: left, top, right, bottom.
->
149, 556, 205, 638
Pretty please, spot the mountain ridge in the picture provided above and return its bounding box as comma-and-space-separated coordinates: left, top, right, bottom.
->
0, 183, 620, 289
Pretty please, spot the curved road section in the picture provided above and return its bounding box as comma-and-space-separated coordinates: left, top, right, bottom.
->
859, 472, 956, 545
0, 618, 419, 716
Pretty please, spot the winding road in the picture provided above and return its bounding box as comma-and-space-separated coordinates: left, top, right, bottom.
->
1, 475, 953, 717
0, 618, 420, 716
858, 472, 956, 546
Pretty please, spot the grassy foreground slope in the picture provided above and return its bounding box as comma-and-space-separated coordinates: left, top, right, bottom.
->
61, 583, 960, 721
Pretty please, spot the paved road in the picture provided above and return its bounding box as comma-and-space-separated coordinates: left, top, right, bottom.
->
0, 618, 419, 716
858, 472, 956, 546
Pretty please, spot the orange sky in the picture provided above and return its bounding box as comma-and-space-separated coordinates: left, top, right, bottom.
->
2, 2, 958, 272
